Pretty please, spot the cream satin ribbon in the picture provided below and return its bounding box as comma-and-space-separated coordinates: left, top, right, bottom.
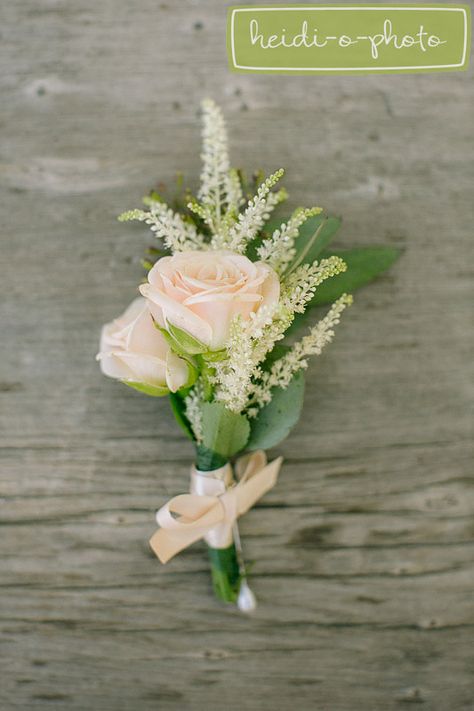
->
150, 450, 282, 564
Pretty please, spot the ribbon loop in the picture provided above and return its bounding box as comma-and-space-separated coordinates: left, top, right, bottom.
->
150, 451, 282, 563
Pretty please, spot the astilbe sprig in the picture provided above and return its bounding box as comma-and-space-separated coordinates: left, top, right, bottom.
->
210, 257, 349, 414
224, 169, 286, 253
257, 206, 323, 274
184, 381, 205, 444
118, 99, 290, 263
281, 257, 347, 314
211, 303, 279, 413
246, 294, 353, 414
118, 200, 206, 252
197, 98, 242, 235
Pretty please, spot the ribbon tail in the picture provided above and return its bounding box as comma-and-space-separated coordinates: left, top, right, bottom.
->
236, 455, 283, 516
150, 528, 193, 564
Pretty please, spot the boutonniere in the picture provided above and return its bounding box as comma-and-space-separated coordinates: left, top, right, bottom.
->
98, 100, 400, 611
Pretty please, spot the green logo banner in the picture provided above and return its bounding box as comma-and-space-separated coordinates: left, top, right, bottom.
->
227, 5, 470, 74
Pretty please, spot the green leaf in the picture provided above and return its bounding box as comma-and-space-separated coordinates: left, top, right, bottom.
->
201, 402, 250, 459
295, 215, 342, 265
195, 445, 228, 472
310, 246, 402, 306
261, 344, 290, 370
282, 246, 402, 338
122, 380, 169, 397
247, 371, 305, 451
166, 321, 208, 355
168, 392, 195, 440
245, 215, 291, 261
246, 213, 341, 264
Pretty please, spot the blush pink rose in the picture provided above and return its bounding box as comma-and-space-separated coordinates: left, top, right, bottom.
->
139, 250, 280, 350
97, 298, 189, 392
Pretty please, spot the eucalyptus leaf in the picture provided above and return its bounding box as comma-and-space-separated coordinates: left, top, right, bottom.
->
252, 218, 400, 311
296, 215, 342, 265
195, 446, 229, 472
310, 246, 402, 306
122, 381, 169, 397
201, 402, 250, 459
247, 371, 305, 451
247, 213, 341, 264
283, 246, 402, 338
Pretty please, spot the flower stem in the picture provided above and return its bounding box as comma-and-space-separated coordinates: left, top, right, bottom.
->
195, 446, 241, 604
207, 544, 241, 603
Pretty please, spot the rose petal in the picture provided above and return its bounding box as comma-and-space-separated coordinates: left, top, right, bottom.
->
140, 251, 280, 353
97, 350, 136, 380
118, 352, 167, 387
165, 351, 189, 392
126, 304, 168, 357
257, 263, 280, 308
139, 283, 213, 347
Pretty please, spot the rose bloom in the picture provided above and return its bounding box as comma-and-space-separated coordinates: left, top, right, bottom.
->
139, 250, 280, 350
97, 298, 189, 392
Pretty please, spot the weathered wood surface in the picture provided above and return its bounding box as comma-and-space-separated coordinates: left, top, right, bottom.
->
1, 1, 473, 709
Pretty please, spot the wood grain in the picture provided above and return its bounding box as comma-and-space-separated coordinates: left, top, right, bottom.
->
1, 1, 473, 709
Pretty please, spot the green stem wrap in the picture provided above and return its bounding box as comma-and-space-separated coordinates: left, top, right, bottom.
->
195, 446, 241, 603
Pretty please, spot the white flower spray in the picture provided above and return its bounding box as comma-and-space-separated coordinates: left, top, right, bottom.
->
257, 206, 323, 274
211, 258, 349, 414
246, 294, 353, 413
118, 200, 206, 252
184, 381, 205, 444
118, 97, 353, 429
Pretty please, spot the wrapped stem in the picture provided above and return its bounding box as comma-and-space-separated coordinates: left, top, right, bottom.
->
195, 446, 241, 603
207, 543, 241, 604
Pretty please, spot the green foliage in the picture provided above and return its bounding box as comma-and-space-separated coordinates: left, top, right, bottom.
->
195, 445, 229, 471
201, 402, 250, 459
284, 246, 401, 337
311, 246, 402, 306
247, 212, 341, 264
247, 371, 305, 451
207, 544, 241, 603
294, 214, 342, 265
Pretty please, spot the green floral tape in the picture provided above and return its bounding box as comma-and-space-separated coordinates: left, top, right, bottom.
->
227, 5, 470, 74
208, 544, 241, 603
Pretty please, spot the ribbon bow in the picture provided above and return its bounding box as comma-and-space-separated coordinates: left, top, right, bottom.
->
150, 450, 282, 563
